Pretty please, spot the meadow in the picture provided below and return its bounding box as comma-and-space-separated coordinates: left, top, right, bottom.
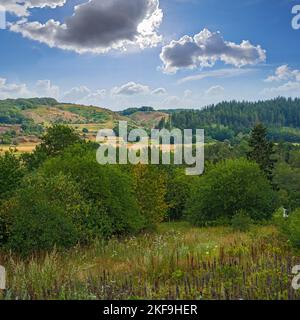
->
1, 222, 299, 300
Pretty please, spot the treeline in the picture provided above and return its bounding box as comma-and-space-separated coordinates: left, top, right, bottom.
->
119, 106, 155, 116
167, 97, 300, 142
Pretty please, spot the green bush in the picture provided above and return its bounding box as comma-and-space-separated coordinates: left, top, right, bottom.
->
40, 144, 145, 235
0, 171, 119, 254
8, 198, 78, 255
166, 168, 196, 221
231, 210, 252, 232
132, 165, 168, 228
22, 124, 82, 170
275, 208, 300, 249
186, 159, 278, 226
0, 150, 24, 200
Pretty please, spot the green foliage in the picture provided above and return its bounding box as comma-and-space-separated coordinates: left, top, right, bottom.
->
132, 165, 168, 228
41, 144, 144, 235
186, 159, 278, 226
247, 124, 276, 181
7, 198, 78, 255
39, 125, 82, 157
275, 208, 300, 249
169, 97, 300, 142
1, 171, 115, 254
119, 106, 154, 116
22, 125, 82, 170
231, 210, 252, 232
166, 169, 195, 220
60, 105, 109, 123
1, 223, 297, 300
2, 173, 81, 253
274, 163, 300, 210
0, 150, 25, 200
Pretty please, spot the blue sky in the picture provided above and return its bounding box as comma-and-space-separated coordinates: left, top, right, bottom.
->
0, 0, 300, 110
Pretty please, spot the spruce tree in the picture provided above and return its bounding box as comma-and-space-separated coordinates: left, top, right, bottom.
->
247, 123, 276, 182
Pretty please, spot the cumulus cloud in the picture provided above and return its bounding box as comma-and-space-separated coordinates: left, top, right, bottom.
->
112, 82, 150, 96
9, 0, 163, 54
0, 77, 30, 99
151, 87, 167, 95
62, 86, 106, 104
160, 28, 266, 73
262, 65, 300, 98
205, 85, 225, 96
1, 0, 66, 17
162, 95, 181, 108
264, 65, 300, 82
262, 81, 300, 97
35, 79, 60, 99
62, 86, 91, 102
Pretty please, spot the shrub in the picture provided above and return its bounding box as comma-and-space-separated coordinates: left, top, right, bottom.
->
186, 159, 278, 226
275, 208, 300, 249
0, 150, 24, 200
231, 210, 252, 232
22, 125, 82, 170
287, 209, 300, 248
8, 198, 78, 255
41, 145, 145, 235
132, 165, 168, 228
166, 169, 196, 221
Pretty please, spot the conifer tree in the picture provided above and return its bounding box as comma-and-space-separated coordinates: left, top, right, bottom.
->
247, 123, 276, 182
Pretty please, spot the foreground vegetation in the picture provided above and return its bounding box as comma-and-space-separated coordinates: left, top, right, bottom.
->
0, 222, 299, 300
1, 122, 300, 300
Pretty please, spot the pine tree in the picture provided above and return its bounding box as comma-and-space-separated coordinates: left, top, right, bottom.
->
247, 123, 276, 182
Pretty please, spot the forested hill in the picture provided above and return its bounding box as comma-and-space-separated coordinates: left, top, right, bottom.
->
166, 97, 300, 142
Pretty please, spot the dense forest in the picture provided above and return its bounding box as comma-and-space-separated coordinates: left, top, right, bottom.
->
165, 97, 300, 142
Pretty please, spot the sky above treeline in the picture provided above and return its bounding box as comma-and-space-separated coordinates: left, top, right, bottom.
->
0, 0, 300, 110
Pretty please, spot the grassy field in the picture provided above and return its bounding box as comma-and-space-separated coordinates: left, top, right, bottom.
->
0, 222, 299, 300
0, 143, 38, 154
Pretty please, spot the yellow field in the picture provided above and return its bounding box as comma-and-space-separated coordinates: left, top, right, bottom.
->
0, 143, 38, 154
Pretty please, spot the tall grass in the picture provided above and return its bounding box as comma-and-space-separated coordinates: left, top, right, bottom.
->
0, 223, 299, 300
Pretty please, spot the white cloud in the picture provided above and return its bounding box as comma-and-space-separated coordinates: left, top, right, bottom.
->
184, 89, 192, 98
35, 79, 60, 99
178, 68, 254, 84
1, 0, 66, 17
205, 85, 225, 96
61, 86, 107, 105
112, 82, 150, 96
262, 65, 300, 98
151, 87, 167, 95
162, 95, 181, 108
0, 77, 30, 99
9, 0, 163, 54
160, 28, 266, 73
62, 86, 91, 102
262, 81, 300, 97
264, 65, 300, 82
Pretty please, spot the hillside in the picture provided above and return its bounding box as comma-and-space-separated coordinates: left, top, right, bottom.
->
0, 98, 132, 147
165, 97, 300, 142
119, 106, 169, 128
1, 97, 300, 149
0, 100, 170, 149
